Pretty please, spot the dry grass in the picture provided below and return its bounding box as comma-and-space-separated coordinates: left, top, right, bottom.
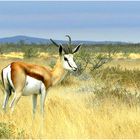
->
0, 54, 140, 138
106, 59, 140, 70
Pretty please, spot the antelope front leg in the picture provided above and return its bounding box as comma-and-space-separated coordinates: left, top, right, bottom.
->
32, 94, 37, 117
39, 90, 47, 136
40, 91, 47, 117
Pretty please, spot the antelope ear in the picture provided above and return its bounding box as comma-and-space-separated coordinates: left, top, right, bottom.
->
72, 43, 82, 54
59, 45, 63, 55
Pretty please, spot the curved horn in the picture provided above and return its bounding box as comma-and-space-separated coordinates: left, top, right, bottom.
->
50, 39, 59, 47
65, 35, 71, 46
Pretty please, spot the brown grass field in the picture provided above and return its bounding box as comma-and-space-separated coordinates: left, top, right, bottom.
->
0, 52, 140, 138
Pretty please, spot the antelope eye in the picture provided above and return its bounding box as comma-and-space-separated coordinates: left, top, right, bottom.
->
64, 57, 68, 61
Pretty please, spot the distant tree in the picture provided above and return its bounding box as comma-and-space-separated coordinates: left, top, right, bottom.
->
17, 40, 26, 47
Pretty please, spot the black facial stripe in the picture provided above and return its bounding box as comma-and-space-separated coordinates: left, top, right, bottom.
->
65, 59, 73, 68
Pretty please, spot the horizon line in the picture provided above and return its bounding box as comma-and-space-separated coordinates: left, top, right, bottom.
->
0, 34, 139, 44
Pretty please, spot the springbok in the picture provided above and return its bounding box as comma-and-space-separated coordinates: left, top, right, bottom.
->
1, 35, 82, 116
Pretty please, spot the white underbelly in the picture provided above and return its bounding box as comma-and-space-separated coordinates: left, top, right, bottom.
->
22, 76, 45, 96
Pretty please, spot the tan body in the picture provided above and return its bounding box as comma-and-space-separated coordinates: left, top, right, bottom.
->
11, 59, 67, 89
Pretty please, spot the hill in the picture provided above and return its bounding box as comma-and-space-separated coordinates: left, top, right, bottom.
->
0, 35, 128, 45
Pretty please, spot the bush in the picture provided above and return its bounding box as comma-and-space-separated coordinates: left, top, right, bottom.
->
0, 122, 27, 139
75, 47, 114, 75
0, 122, 12, 138
23, 47, 39, 58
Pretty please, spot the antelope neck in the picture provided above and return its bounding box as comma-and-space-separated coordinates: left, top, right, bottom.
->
51, 58, 68, 85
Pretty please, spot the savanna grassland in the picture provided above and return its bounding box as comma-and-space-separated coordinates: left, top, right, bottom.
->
0, 43, 140, 138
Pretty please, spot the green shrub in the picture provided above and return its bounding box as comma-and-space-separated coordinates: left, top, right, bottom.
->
0, 122, 12, 138
0, 122, 27, 139
23, 47, 39, 58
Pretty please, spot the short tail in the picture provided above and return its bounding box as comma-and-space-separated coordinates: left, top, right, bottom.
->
1, 66, 13, 96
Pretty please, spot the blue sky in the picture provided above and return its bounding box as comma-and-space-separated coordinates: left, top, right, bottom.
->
0, 1, 140, 42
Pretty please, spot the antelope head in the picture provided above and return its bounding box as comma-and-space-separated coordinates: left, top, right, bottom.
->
50, 35, 82, 71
